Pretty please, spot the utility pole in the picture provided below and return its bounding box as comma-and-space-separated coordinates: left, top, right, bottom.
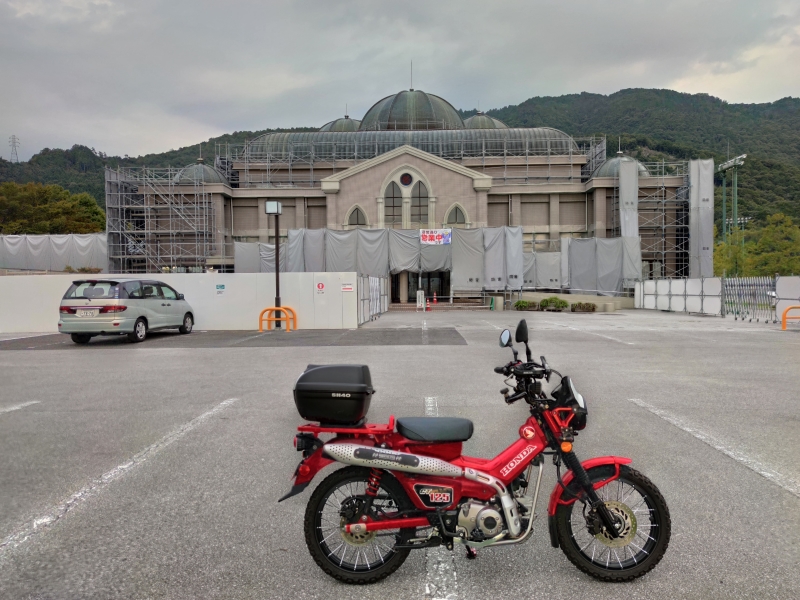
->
265, 201, 283, 328
717, 154, 746, 274
8, 135, 20, 163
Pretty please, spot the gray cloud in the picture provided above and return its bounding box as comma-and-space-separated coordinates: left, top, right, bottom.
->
1, 0, 798, 160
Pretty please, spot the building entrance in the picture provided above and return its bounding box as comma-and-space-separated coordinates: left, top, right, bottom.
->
391, 271, 450, 303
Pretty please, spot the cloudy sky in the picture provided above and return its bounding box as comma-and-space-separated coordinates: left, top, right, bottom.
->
1, 0, 799, 160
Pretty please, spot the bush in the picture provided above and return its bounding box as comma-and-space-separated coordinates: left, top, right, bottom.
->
570, 302, 597, 312
514, 300, 538, 311
540, 296, 569, 311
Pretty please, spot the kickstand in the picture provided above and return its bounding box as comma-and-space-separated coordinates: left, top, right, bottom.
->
465, 546, 477, 560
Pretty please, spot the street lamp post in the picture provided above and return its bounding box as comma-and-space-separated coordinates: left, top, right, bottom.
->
265, 201, 282, 328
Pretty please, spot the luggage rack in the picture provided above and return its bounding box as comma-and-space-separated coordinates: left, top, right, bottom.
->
298, 415, 396, 436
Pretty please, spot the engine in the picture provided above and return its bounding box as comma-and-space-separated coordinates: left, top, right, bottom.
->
456, 500, 504, 541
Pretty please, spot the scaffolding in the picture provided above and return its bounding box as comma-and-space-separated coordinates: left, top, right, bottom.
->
215, 133, 605, 189
610, 161, 690, 278
105, 167, 216, 273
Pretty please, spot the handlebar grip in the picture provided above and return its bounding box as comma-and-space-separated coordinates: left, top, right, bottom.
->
493, 366, 505, 374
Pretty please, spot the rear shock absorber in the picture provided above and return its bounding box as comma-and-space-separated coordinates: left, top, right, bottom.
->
365, 468, 383, 497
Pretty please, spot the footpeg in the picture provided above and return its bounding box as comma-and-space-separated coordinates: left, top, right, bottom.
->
465, 546, 477, 560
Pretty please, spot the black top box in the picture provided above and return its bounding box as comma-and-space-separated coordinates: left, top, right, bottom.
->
294, 364, 373, 426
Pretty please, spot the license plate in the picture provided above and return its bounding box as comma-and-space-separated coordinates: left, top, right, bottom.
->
77, 309, 99, 317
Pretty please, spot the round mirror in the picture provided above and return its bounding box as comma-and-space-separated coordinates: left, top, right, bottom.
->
499, 329, 512, 348
515, 319, 529, 343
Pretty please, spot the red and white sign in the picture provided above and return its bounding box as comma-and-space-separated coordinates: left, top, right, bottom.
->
317, 283, 324, 290
420, 229, 452, 245
341, 283, 354, 292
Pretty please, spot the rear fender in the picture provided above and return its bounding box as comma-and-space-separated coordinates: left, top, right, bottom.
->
547, 455, 632, 516
277, 446, 334, 502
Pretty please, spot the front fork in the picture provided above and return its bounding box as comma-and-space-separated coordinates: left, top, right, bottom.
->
560, 451, 622, 539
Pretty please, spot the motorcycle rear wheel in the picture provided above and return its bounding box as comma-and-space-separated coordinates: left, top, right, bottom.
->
555, 465, 671, 581
304, 466, 415, 584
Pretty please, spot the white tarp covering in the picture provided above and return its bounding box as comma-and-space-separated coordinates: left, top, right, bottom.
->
303, 229, 326, 272
505, 226, 524, 290
234, 241, 260, 273
388, 230, 420, 274
483, 228, 506, 290
597, 238, 624, 295
560, 237, 571, 289
568, 238, 597, 293
258, 242, 288, 272
619, 160, 639, 239
420, 244, 451, 272
622, 237, 643, 281
286, 229, 305, 272
325, 230, 358, 273
523, 252, 536, 288
689, 158, 715, 278
536, 252, 561, 288
357, 229, 389, 278
0, 234, 107, 272
451, 228, 484, 291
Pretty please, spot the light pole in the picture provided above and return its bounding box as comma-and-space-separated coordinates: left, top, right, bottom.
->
717, 154, 746, 274
265, 201, 282, 328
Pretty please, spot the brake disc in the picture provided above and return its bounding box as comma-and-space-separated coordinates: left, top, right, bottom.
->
594, 500, 637, 548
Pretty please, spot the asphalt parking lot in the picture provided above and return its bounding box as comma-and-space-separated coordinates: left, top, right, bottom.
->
1, 310, 799, 599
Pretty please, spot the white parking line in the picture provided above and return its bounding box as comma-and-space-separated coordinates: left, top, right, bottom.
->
629, 398, 800, 498
423, 396, 458, 600
547, 321, 633, 345
0, 400, 40, 415
0, 397, 239, 556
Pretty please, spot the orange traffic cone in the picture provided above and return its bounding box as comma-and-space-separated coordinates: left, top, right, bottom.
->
433, 292, 438, 304
426, 298, 431, 312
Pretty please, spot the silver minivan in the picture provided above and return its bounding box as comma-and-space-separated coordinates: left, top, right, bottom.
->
58, 279, 195, 344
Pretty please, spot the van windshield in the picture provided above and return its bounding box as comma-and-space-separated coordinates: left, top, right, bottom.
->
63, 281, 121, 300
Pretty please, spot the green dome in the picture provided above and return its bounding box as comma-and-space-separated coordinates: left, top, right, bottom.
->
464, 112, 508, 129
319, 116, 361, 132
173, 159, 227, 184
359, 89, 464, 131
591, 155, 650, 178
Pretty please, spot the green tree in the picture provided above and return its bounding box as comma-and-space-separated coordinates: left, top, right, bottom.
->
745, 213, 800, 276
0, 182, 105, 234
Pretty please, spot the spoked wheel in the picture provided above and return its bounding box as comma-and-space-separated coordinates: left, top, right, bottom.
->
555, 465, 671, 581
304, 466, 415, 584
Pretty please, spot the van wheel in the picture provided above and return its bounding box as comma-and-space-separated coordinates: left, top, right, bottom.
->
128, 318, 147, 343
179, 313, 193, 334
71, 334, 91, 344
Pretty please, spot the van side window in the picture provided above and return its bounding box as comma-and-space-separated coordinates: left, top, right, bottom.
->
160, 286, 178, 300
142, 284, 161, 299
123, 281, 143, 299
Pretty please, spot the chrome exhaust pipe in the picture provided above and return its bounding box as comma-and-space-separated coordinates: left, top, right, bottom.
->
324, 443, 463, 477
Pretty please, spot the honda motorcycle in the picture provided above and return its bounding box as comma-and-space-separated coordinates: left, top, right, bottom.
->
279, 319, 670, 584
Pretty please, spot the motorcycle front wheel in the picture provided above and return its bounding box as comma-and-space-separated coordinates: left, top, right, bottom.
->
555, 465, 671, 581
303, 466, 416, 584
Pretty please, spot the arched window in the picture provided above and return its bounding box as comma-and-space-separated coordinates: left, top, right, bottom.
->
385, 182, 402, 228
348, 207, 367, 227
411, 181, 429, 227
447, 206, 466, 227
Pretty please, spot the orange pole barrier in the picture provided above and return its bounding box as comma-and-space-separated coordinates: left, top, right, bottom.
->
259, 306, 298, 332
781, 305, 800, 331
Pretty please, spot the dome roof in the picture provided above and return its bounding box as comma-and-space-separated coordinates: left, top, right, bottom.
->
359, 89, 464, 131
463, 112, 508, 129
591, 155, 650, 178
173, 159, 227, 184
319, 116, 361, 132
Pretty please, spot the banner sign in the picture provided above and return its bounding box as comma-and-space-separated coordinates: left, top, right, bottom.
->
420, 229, 452, 245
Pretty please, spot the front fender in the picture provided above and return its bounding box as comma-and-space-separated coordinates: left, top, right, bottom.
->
546, 455, 632, 516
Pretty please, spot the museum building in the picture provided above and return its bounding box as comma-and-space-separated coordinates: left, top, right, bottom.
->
105, 88, 699, 298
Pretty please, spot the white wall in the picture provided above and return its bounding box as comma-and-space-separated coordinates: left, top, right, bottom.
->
0, 272, 360, 333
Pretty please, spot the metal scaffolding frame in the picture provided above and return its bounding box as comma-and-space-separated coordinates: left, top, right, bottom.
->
215, 135, 606, 189
105, 167, 216, 273
610, 161, 690, 279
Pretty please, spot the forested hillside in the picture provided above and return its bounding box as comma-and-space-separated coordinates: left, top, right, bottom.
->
2, 89, 798, 226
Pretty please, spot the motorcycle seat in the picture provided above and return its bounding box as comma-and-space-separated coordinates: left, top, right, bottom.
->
396, 417, 473, 443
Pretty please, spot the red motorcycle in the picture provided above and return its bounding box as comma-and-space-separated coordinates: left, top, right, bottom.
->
279, 319, 670, 584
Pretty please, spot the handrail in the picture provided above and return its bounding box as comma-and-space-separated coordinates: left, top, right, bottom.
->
781, 305, 800, 331
259, 306, 297, 332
